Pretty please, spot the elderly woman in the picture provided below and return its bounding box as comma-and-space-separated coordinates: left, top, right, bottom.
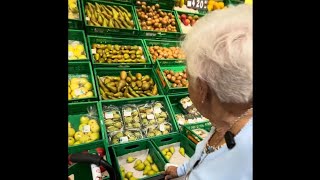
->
164, 4, 252, 180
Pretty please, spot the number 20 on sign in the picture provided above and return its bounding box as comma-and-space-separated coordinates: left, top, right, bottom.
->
187, 0, 208, 10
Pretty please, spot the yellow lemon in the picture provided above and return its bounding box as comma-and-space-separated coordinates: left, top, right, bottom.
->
68, 45, 74, 52
79, 87, 88, 94
70, 77, 80, 85
84, 82, 92, 90
75, 44, 84, 52
68, 93, 72, 100
78, 94, 87, 99
86, 91, 94, 97
68, 87, 71, 93
70, 83, 79, 91
68, 80, 71, 86
79, 77, 88, 84
73, 49, 81, 57
69, 56, 77, 60
78, 54, 87, 59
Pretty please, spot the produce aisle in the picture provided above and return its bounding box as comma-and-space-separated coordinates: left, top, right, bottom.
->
68, 0, 244, 179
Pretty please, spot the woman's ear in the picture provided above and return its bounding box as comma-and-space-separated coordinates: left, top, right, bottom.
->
197, 77, 209, 104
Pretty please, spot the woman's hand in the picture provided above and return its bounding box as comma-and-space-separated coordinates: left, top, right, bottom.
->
164, 166, 178, 180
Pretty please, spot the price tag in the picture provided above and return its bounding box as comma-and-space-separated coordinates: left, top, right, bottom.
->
187, 119, 195, 123
91, 49, 96, 54
147, 114, 155, 120
83, 125, 91, 133
74, 89, 83, 96
159, 124, 165, 131
187, 0, 208, 10
104, 112, 113, 119
154, 107, 162, 114
146, 32, 156, 37
124, 110, 132, 117
86, 17, 90, 21
120, 136, 129, 143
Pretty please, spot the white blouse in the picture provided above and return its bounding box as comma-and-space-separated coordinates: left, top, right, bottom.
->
176, 118, 253, 180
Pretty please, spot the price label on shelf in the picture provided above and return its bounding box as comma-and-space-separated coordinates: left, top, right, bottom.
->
120, 136, 129, 143
83, 125, 91, 133
124, 110, 132, 117
159, 124, 165, 131
146, 32, 156, 37
154, 107, 162, 114
104, 112, 113, 119
91, 49, 96, 54
147, 114, 155, 120
187, 0, 208, 10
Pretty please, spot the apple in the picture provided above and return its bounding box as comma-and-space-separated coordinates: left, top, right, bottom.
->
90, 123, 100, 133
74, 141, 81, 145
191, 19, 196, 26
68, 137, 75, 146
188, 16, 193, 21
180, 14, 187, 20
68, 128, 76, 137
96, 148, 105, 156
184, 19, 190, 26
80, 116, 90, 124
90, 132, 100, 141
74, 131, 84, 141
88, 119, 98, 126
79, 135, 90, 143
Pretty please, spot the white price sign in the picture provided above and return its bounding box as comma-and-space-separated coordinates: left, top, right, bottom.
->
104, 112, 113, 119
187, 0, 208, 10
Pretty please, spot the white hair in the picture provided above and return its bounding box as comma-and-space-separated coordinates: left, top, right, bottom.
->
182, 4, 253, 104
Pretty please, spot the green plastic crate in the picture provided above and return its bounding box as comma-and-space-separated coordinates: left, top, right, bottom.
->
68, 29, 90, 62
181, 121, 212, 144
68, 0, 83, 29
82, 0, 140, 37
134, 7, 183, 39
112, 139, 167, 180
155, 60, 188, 95
94, 67, 164, 101
151, 132, 196, 164
68, 62, 98, 103
87, 35, 152, 68
68, 101, 107, 150
98, 95, 179, 146
68, 140, 112, 180
174, 10, 205, 37
143, 39, 185, 65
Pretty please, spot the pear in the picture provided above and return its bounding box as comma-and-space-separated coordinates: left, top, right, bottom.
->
147, 170, 156, 176
125, 172, 133, 179
179, 147, 185, 157
134, 159, 142, 168
126, 156, 136, 163
129, 177, 137, 180
143, 160, 150, 166
151, 164, 159, 172
166, 152, 172, 157
134, 162, 145, 171
146, 155, 153, 163
165, 155, 171, 161
169, 146, 175, 154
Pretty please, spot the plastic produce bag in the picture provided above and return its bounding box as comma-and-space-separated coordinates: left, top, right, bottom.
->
68, 106, 101, 147
144, 122, 172, 138
109, 129, 144, 145
138, 103, 157, 127
68, 40, 87, 60
179, 96, 198, 115
103, 105, 123, 133
122, 104, 141, 129
68, 74, 94, 100
153, 101, 169, 124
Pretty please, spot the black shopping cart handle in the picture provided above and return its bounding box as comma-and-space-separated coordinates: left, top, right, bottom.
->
70, 153, 118, 180
147, 174, 166, 180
